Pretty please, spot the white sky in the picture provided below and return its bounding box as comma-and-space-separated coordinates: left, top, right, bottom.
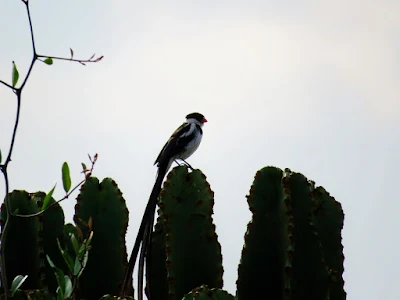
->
1, 0, 399, 299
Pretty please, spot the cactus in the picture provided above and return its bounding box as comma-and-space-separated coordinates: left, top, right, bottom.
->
181, 285, 235, 300
11, 289, 55, 300
236, 166, 286, 299
146, 212, 168, 300
0, 191, 42, 290
36, 192, 66, 293
0, 191, 65, 292
74, 177, 129, 299
312, 186, 346, 300
99, 295, 134, 300
237, 167, 345, 300
285, 171, 330, 299
0, 166, 345, 300
150, 166, 223, 300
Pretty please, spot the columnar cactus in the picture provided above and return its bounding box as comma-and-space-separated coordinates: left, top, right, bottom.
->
146, 212, 168, 300
74, 177, 129, 299
0, 191, 65, 292
237, 167, 345, 300
0, 166, 345, 300
148, 166, 223, 300
181, 285, 235, 300
1, 191, 42, 290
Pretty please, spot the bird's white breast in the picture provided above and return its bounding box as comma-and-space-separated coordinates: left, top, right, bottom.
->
179, 124, 202, 160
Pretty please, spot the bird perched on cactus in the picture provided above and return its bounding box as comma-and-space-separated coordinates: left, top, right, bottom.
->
120, 112, 208, 299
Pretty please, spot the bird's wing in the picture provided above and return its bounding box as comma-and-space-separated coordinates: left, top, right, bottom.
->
154, 122, 194, 166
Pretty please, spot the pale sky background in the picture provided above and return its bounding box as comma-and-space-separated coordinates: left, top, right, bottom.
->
1, 0, 399, 299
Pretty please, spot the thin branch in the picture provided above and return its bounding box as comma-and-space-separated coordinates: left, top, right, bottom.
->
0, 80, 14, 90
0, 171, 11, 297
38, 54, 104, 65
3, 92, 22, 167
0, 0, 102, 297
19, 57, 37, 91
13, 155, 97, 218
19, 1, 37, 90
0, 91, 23, 297
25, 0, 36, 54
15, 178, 86, 218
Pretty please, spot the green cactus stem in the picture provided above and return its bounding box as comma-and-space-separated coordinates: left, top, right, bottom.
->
156, 166, 223, 300
312, 186, 346, 300
146, 211, 168, 300
237, 167, 345, 300
74, 177, 129, 300
237, 166, 287, 300
1, 191, 42, 290
182, 285, 235, 300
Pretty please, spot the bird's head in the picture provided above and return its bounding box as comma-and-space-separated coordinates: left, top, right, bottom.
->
186, 112, 207, 126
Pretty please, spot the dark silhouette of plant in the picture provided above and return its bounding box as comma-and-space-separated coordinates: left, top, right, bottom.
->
0, 0, 102, 297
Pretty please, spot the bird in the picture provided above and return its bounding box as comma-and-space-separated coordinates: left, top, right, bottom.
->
120, 112, 207, 299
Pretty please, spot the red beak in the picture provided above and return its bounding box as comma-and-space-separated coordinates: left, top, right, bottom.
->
202, 117, 208, 123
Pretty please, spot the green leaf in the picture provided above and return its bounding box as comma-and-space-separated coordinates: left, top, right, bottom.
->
76, 251, 89, 278
73, 257, 81, 276
12, 61, 19, 87
78, 242, 87, 257
47, 255, 66, 298
43, 57, 53, 65
70, 233, 79, 254
42, 184, 56, 210
57, 290, 64, 300
10, 275, 28, 296
46, 255, 56, 268
62, 162, 71, 193
64, 275, 73, 298
54, 267, 65, 292
57, 239, 74, 273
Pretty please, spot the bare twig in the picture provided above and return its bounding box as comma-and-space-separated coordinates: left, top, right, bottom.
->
2, 92, 22, 170
0, 80, 14, 90
38, 54, 104, 65
0, 77, 22, 300
13, 154, 97, 218
19, 0, 37, 91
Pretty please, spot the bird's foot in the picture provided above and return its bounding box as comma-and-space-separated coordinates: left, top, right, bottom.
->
174, 159, 194, 171
180, 159, 194, 171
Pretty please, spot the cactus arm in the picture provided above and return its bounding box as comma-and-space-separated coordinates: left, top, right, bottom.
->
237, 167, 345, 300
182, 285, 235, 300
312, 187, 346, 300
288, 173, 330, 300
159, 166, 223, 300
146, 211, 168, 300
74, 177, 129, 299
1, 191, 41, 289
237, 166, 286, 300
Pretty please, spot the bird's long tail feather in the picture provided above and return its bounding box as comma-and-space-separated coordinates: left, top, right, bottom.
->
138, 209, 155, 300
119, 164, 168, 297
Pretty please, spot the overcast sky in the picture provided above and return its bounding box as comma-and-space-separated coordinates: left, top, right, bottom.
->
1, 0, 399, 299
